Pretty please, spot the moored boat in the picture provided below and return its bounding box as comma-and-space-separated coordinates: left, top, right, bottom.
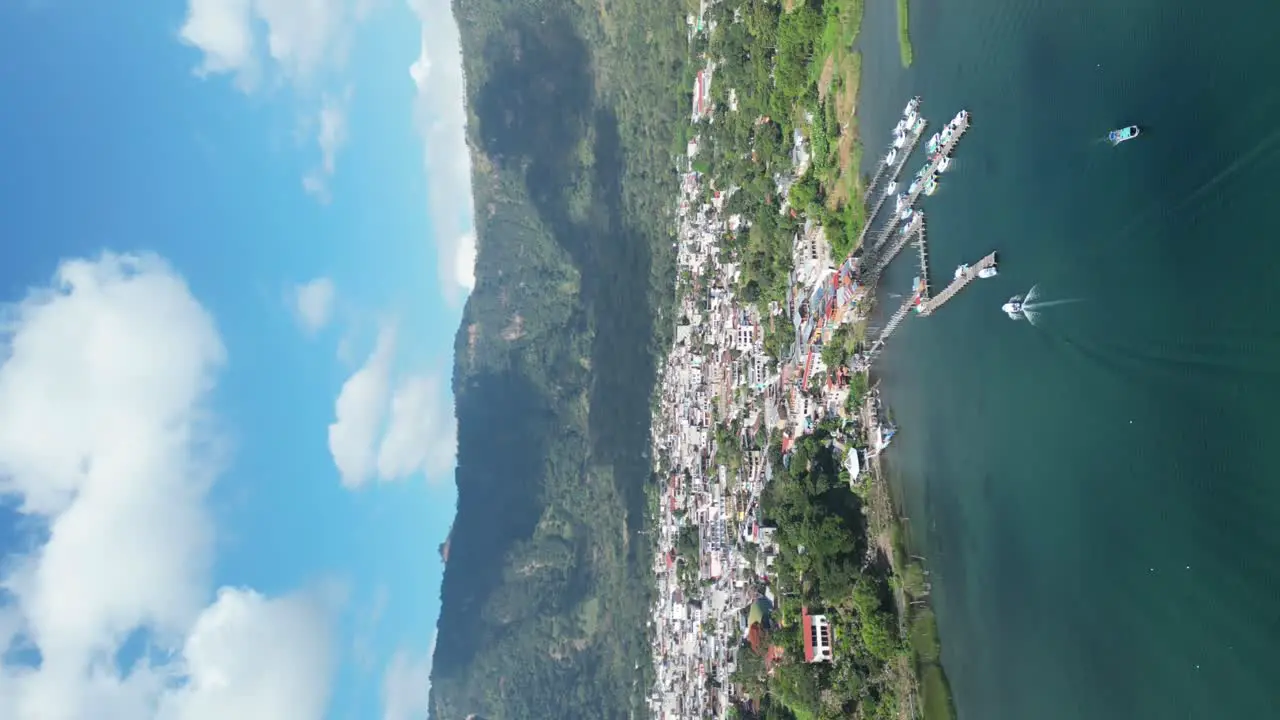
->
978, 265, 997, 279
938, 156, 952, 172
885, 149, 898, 166
885, 181, 898, 197
924, 177, 938, 195
954, 264, 969, 279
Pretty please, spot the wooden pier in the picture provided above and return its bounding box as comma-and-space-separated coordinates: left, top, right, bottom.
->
865, 293, 918, 360
915, 219, 931, 299
856, 123, 926, 250
864, 214, 923, 283
916, 252, 997, 316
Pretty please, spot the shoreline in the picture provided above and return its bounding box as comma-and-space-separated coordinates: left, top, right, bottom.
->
644, 0, 954, 716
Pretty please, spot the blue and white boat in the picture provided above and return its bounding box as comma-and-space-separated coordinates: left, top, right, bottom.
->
1108, 125, 1140, 145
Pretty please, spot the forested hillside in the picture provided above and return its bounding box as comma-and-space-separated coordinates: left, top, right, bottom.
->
429, 0, 691, 715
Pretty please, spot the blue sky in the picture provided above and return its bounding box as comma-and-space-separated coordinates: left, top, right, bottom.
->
0, 1, 471, 718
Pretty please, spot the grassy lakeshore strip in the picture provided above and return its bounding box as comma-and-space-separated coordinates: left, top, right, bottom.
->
869, 455, 956, 720
896, 0, 914, 67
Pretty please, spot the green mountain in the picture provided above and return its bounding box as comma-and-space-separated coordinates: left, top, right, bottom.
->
429, 0, 691, 717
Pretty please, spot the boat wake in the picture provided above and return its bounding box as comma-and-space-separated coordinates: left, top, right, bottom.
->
1025, 298, 1083, 310
1015, 285, 1083, 326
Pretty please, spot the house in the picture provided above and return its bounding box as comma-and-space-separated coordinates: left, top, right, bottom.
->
801, 607, 833, 663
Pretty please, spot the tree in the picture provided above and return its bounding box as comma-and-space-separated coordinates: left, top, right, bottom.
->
819, 340, 846, 370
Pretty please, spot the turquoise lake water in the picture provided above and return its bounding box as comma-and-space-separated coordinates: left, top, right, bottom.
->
857, 0, 1280, 717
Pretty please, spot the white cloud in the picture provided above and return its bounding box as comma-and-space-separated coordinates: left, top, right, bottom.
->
303, 90, 352, 200
293, 276, 336, 333
180, 0, 360, 196
328, 326, 396, 488
180, 0, 258, 87
155, 588, 335, 720
180, 0, 350, 86
381, 644, 433, 720
376, 373, 456, 481
407, 0, 477, 298
0, 253, 336, 720
254, 0, 349, 82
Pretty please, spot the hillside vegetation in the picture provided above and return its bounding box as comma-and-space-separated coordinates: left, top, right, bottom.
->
429, 0, 689, 716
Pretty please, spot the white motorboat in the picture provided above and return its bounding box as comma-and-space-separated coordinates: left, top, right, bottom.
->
938, 156, 952, 172
1002, 295, 1024, 319
1108, 125, 1141, 145
908, 179, 921, 194
894, 194, 908, 212
905, 111, 919, 129
900, 206, 914, 221
893, 132, 906, 148
904, 96, 921, 117
978, 265, 998, 279
924, 177, 938, 196
885, 181, 898, 197
885, 149, 898, 166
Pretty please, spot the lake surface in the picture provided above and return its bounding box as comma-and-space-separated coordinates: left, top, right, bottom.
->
856, 0, 1280, 717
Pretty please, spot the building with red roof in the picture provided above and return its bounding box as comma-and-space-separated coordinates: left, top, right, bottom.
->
800, 607, 833, 663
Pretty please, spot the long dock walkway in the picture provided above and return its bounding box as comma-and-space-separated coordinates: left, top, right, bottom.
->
916, 252, 997, 316
857, 123, 926, 250
866, 213, 923, 282
915, 219, 931, 298
868, 111, 970, 254
865, 294, 917, 360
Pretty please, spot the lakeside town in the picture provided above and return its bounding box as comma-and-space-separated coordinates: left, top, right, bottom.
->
644, 6, 972, 718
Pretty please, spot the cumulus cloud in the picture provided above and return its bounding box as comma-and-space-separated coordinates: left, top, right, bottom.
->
180, 0, 351, 86
0, 253, 336, 720
381, 644, 433, 720
293, 276, 336, 333
155, 588, 335, 720
181, 0, 359, 195
376, 374, 457, 481
407, 0, 477, 297
328, 326, 396, 488
180, 0, 258, 86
